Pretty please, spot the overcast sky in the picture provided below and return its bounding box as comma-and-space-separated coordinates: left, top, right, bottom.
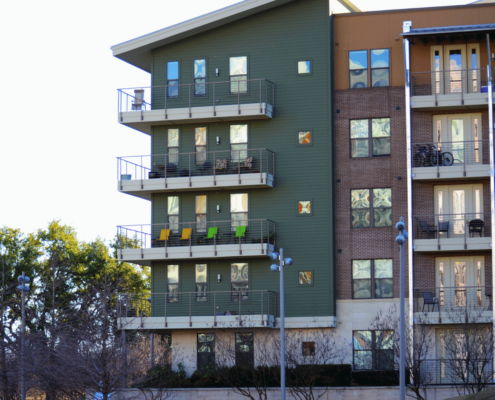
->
0, 0, 470, 244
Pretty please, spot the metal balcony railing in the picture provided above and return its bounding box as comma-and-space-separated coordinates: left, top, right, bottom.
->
117, 219, 275, 253
411, 68, 491, 98
411, 140, 489, 176
418, 359, 493, 385
117, 79, 275, 119
117, 290, 277, 327
414, 286, 492, 314
413, 212, 492, 248
117, 148, 275, 187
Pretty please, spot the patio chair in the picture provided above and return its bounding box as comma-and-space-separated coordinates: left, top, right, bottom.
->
203, 227, 218, 244
469, 219, 484, 237
418, 220, 436, 239
233, 226, 247, 243
240, 156, 254, 172
422, 292, 439, 312
154, 229, 171, 247
215, 159, 228, 174
179, 228, 193, 245
197, 161, 211, 175
438, 221, 449, 238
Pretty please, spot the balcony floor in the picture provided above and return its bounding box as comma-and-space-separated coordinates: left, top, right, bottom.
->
120, 103, 273, 135
119, 172, 274, 200
118, 243, 274, 266
411, 92, 488, 110
412, 163, 490, 180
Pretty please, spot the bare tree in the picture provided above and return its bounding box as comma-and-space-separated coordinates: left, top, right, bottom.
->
369, 305, 436, 400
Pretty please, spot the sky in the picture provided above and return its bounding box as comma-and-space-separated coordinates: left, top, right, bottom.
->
0, 0, 472, 244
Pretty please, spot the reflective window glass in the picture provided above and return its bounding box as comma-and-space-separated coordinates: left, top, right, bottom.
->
298, 131, 312, 144
302, 341, 315, 356
298, 271, 312, 285
195, 264, 207, 302
349, 50, 368, 89
230, 56, 248, 94
298, 61, 311, 74
371, 49, 390, 87
231, 263, 249, 301
235, 333, 254, 367
298, 201, 311, 214
167, 265, 179, 303
194, 59, 206, 96
195, 195, 207, 233
168, 129, 179, 165
194, 59, 206, 78
351, 119, 390, 158
231, 194, 248, 213
230, 125, 248, 162
167, 61, 179, 98
167, 62, 179, 80
197, 334, 215, 370
195, 127, 207, 164
353, 330, 394, 370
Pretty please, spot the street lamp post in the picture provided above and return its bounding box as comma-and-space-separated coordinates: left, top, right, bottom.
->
269, 248, 293, 400
395, 217, 408, 400
17, 272, 30, 400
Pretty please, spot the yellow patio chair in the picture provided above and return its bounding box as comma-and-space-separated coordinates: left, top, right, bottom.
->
159, 229, 171, 241
180, 228, 193, 243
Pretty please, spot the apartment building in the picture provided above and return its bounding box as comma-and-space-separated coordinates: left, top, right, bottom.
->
112, 0, 359, 375
333, 4, 495, 380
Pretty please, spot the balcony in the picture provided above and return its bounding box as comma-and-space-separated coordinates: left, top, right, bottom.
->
116, 219, 275, 265
411, 140, 490, 180
410, 69, 491, 109
117, 290, 277, 330
419, 359, 493, 385
414, 286, 492, 324
118, 149, 275, 200
413, 213, 492, 252
118, 79, 274, 134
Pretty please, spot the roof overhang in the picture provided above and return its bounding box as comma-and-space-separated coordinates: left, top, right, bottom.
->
401, 23, 495, 37
111, 0, 296, 72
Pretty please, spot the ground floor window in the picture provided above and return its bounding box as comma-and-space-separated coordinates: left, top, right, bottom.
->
353, 330, 394, 370
235, 333, 254, 367
197, 333, 215, 370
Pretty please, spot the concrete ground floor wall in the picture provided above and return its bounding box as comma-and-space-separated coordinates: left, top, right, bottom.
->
113, 386, 463, 400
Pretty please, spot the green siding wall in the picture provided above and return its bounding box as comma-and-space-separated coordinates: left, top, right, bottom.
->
148, 0, 335, 319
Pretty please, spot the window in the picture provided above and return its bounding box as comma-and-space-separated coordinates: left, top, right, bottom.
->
197, 334, 215, 370
298, 130, 312, 145
350, 118, 390, 158
230, 56, 248, 94
167, 129, 179, 165
231, 263, 248, 301
298, 201, 311, 215
298, 271, 312, 285
230, 125, 248, 162
195, 264, 207, 302
195, 127, 207, 164
351, 188, 391, 228
167, 61, 179, 98
371, 49, 390, 87
302, 342, 315, 356
195, 195, 207, 233
235, 333, 254, 367
349, 50, 368, 88
231, 193, 248, 228
352, 259, 393, 299
298, 61, 311, 74
167, 265, 179, 303
168, 196, 179, 233
194, 59, 206, 96
353, 330, 394, 370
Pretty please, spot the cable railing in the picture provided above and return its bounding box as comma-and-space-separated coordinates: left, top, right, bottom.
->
117, 219, 275, 256
418, 359, 493, 385
414, 286, 492, 314
117, 290, 277, 328
413, 213, 492, 248
411, 68, 491, 98
117, 148, 275, 188
411, 140, 489, 176
117, 79, 275, 119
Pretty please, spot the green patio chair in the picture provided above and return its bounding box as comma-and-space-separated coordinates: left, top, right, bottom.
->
234, 226, 247, 243
203, 227, 218, 244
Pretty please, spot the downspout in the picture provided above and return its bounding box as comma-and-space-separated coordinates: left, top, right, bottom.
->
487, 34, 495, 329
403, 21, 414, 332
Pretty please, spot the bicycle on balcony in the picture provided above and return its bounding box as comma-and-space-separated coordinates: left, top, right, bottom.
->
413, 144, 454, 167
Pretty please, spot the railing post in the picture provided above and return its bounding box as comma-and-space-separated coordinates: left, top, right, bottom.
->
213, 151, 216, 186
189, 85, 192, 118
189, 222, 192, 257
141, 155, 144, 189
164, 154, 168, 189
259, 79, 262, 113
140, 293, 144, 328
214, 221, 217, 256
238, 150, 241, 185
165, 223, 168, 258
465, 215, 468, 250
189, 293, 192, 327
261, 219, 264, 255
189, 153, 192, 188
164, 86, 168, 119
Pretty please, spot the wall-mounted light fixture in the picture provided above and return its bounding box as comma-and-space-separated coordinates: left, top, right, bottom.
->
217, 205, 221, 213
217, 274, 221, 283
216, 136, 220, 145
215, 68, 219, 76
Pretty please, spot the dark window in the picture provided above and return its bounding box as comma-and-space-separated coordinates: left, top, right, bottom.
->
197, 334, 215, 370
230, 56, 248, 94
349, 50, 368, 89
353, 330, 394, 370
352, 259, 393, 299
371, 49, 390, 87
167, 61, 179, 98
195, 264, 207, 302
351, 188, 391, 228
231, 263, 248, 301
350, 119, 390, 158
194, 59, 206, 96
302, 341, 315, 356
235, 333, 254, 367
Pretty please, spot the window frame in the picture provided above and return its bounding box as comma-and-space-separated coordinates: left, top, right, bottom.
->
296, 199, 313, 217
230, 193, 249, 230
167, 128, 180, 165
195, 195, 207, 233
229, 55, 248, 95
231, 263, 249, 302
352, 259, 393, 299
167, 195, 180, 233
235, 332, 254, 367
353, 330, 394, 371
350, 118, 391, 158
195, 264, 208, 303
351, 188, 392, 228
296, 59, 313, 76
195, 127, 207, 165
167, 264, 180, 303
297, 270, 314, 287
296, 129, 313, 146
349, 50, 368, 89
370, 49, 390, 88
197, 333, 215, 370
230, 124, 249, 163
302, 341, 316, 356
167, 61, 180, 99
193, 58, 207, 97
